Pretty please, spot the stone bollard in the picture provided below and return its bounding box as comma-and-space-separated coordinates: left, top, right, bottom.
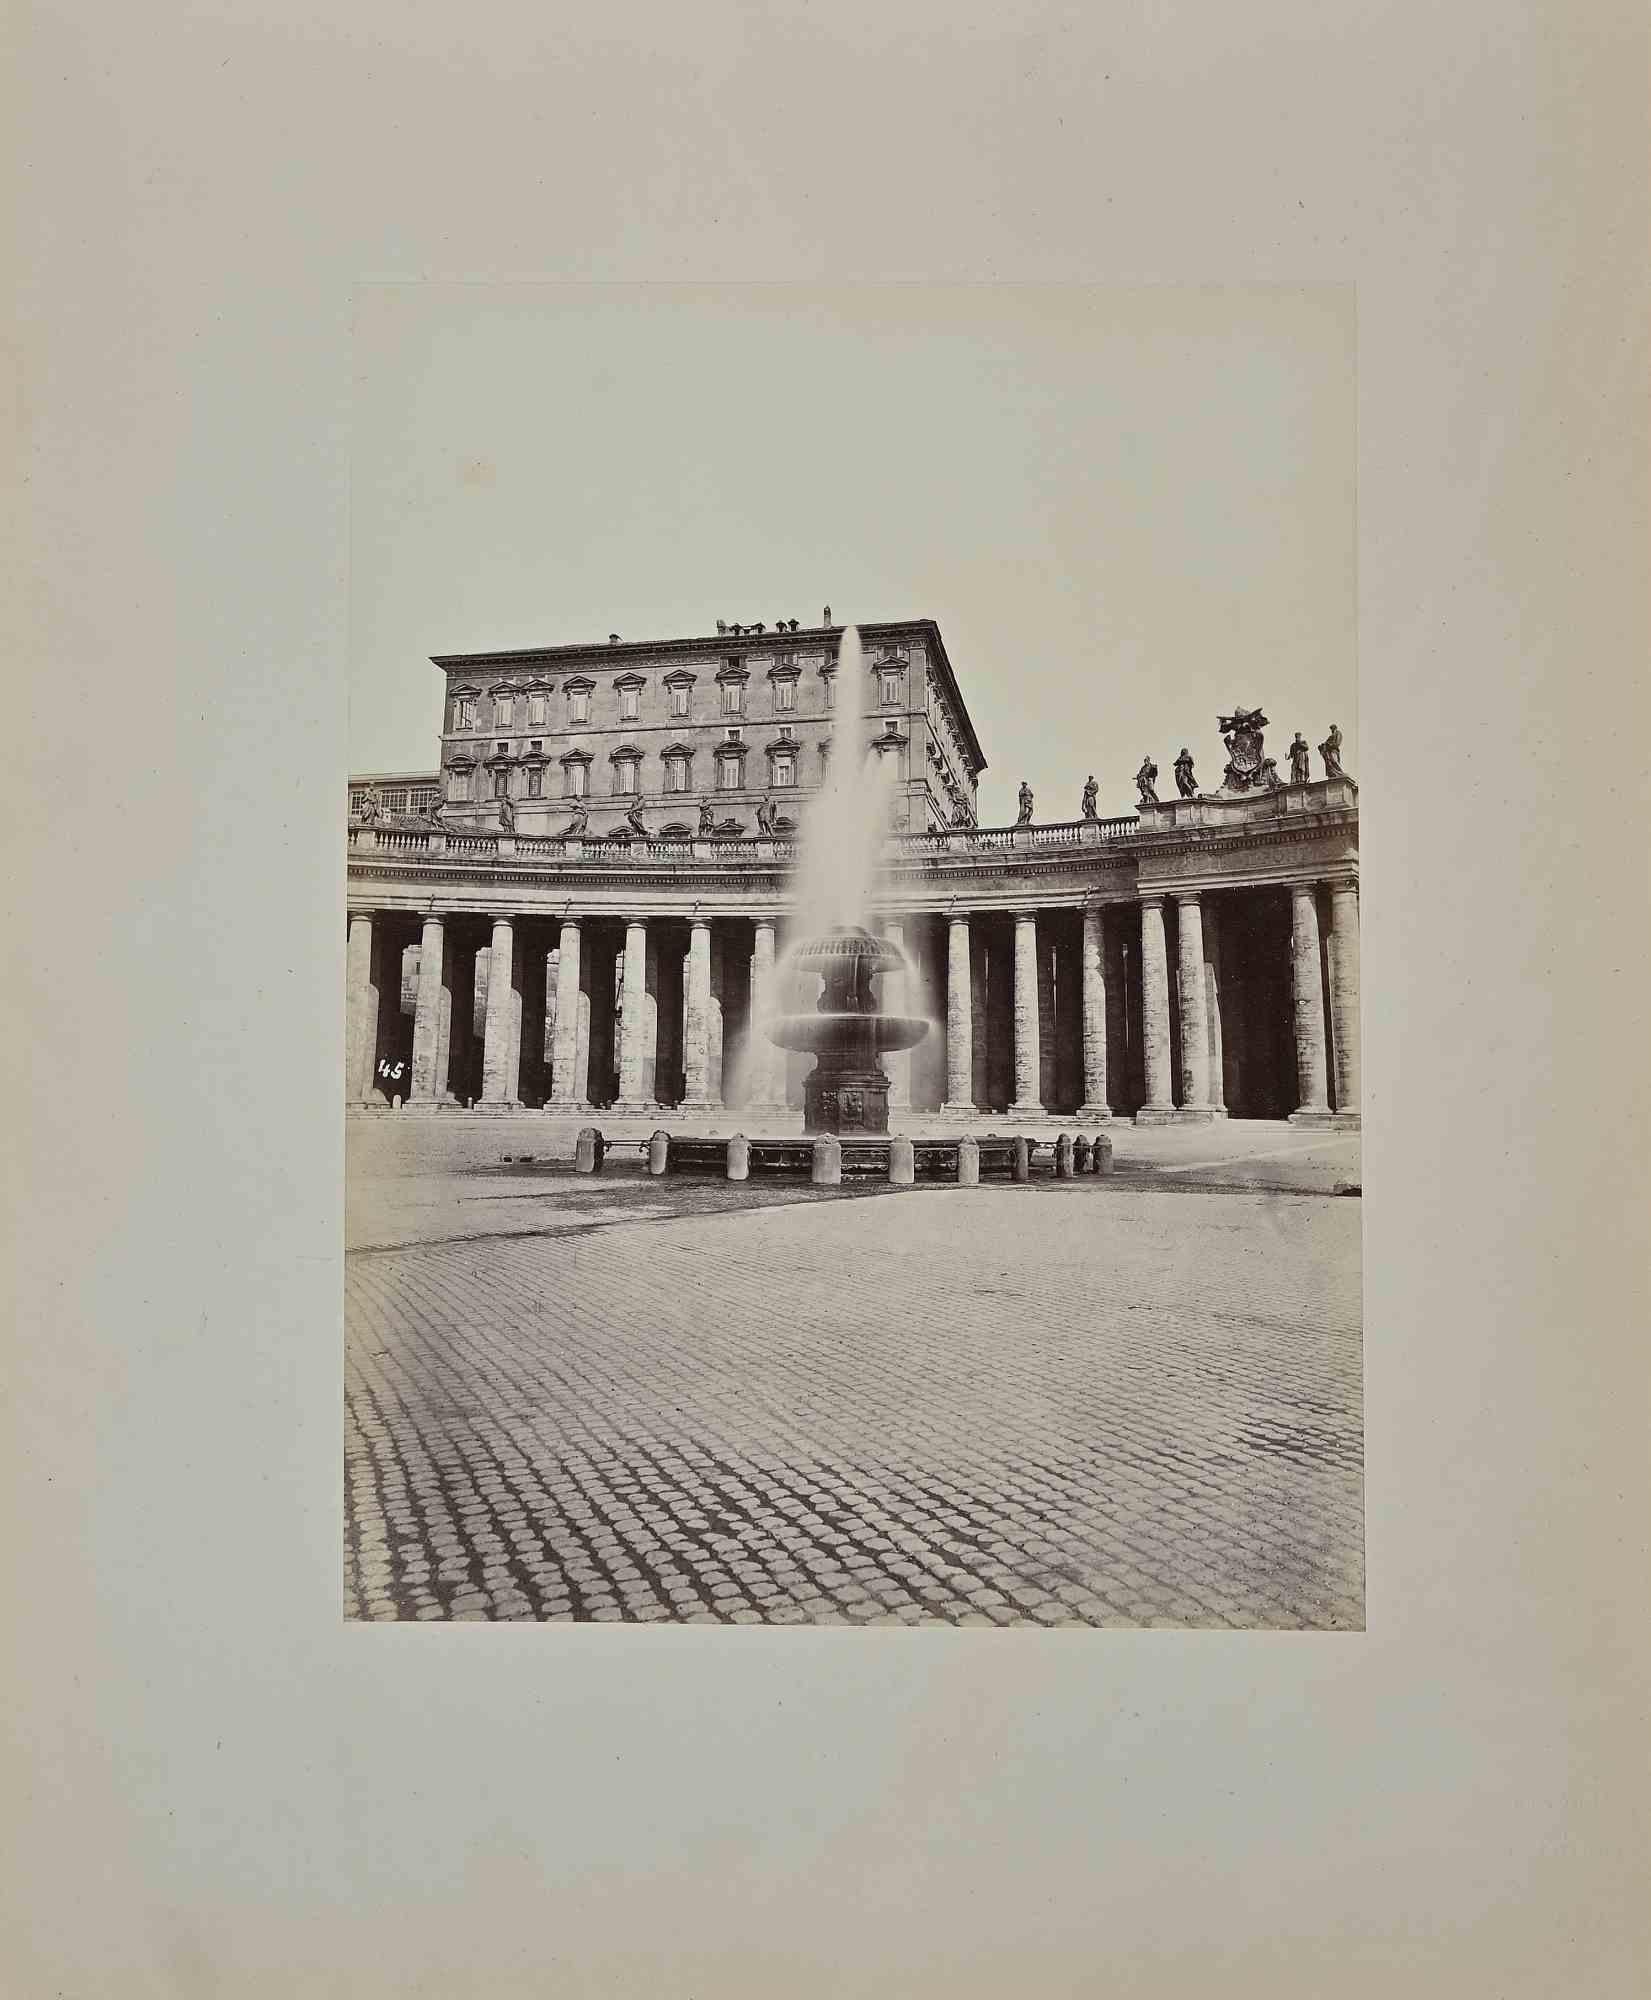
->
726, 1134, 750, 1182
1054, 1132, 1075, 1179
574, 1126, 605, 1174
811, 1134, 842, 1186
956, 1136, 981, 1186
1090, 1132, 1114, 1176
1073, 1135, 1092, 1174
647, 1129, 670, 1176
888, 1135, 915, 1187
1012, 1135, 1032, 1183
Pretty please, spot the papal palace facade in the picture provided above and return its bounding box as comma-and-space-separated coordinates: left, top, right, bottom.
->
346, 618, 1359, 1128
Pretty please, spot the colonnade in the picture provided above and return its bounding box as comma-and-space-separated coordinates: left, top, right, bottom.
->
345, 879, 1359, 1124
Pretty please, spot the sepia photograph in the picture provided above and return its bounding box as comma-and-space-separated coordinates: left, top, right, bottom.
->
13, 2, 1647, 1992
345, 284, 1363, 1628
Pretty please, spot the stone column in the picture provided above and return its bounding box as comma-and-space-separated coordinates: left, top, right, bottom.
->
616, 918, 649, 1110
345, 912, 378, 1105
1078, 906, 1110, 1117
410, 914, 453, 1105
682, 918, 712, 1109
942, 914, 974, 1113
1137, 895, 1175, 1117
480, 914, 521, 1107
881, 918, 910, 1111
1327, 881, 1361, 1121
1010, 911, 1044, 1117
549, 918, 585, 1106
1174, 891, 1211, 1113
1289, 883, 1330, 1119
1202, 898, 1227, 1114
749, 919, 780, 1109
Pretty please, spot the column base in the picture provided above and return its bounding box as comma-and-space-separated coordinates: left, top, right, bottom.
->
677, 1094, 715, 1113
475, 1099, 525, 1114
939, 1101, 980, 1117
1075, 1102, 1113, 1121
546, 1098, 592, 1114
1005, 1100, 1047, 1121
1134, 1106, 1216, 1125
1288, 1108, 1361, 1130
402, 1095, 468, 1115
611, 1099, 661, 1117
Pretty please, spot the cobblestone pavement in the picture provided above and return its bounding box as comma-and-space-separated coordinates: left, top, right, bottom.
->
345, 1149, 1363, 1629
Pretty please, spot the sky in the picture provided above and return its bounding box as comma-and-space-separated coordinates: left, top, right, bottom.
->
349, 283, 1355, 821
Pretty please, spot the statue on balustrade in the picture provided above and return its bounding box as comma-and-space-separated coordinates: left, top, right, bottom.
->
697, 796, 715, 836
1289, 732, 1311, 785
1218, 707, 1282, 793
1136, 756, 1159, 805
950, 799, 973, 828
1319, 723, 1345, 778
354, 785, 380, 824
1081, 775, 1099, 819
755, 795, 777, 834
563, 798, 590, 836
1016, 780, 1034, 825
422, 795, 445, 828
624, 798, 649, 836
1174, 748, 1197, 798
496, 791, 515, 833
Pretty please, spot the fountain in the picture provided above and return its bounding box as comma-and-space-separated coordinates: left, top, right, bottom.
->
768, 926, 928, 1135
758, 625, 933, 1135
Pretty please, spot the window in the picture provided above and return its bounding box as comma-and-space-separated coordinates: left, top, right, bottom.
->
455, 696, 476, 730
527, 694, 547, 726
496, 741, 508, 755
777, 724, 794, 742
492, 767, 510, 800
565, 761, 588, 798
775, 679, 796, 712
447, 768, 470, 802
530, 739, 542, 753
821, 674, 836, 710
665, 754, 690, 793
879, 668, 903, 706
619, 686, 640, 722
717, 751, 743, 791
495, 694, 516, 728
526, 767, 543, 799
670, 682, 690, 718
773, 751, 796, 787
567, 685, 591, 724
721, 680, 744, 715
614, 757, 639, 795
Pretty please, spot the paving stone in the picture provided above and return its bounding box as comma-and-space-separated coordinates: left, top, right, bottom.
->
345, 1166, 1363, 1629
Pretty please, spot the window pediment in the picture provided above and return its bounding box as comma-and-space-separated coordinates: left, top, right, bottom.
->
559, 748, 593, 766
662, 668, 697, 687
612, 672, 647, 691
608, 743, 644, 763
715, 661, 750, 684
562, 674, 597, 693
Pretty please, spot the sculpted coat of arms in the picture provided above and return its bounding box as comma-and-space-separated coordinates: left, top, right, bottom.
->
1218, 707, 1282, 794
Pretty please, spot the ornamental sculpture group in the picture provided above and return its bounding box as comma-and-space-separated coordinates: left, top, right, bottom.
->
1060, 711, 1348, 813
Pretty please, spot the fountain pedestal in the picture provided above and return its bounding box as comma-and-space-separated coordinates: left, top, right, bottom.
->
804, 1067, 893, 1137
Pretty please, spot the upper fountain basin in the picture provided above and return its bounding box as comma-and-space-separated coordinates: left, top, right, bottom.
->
786, 925, 907, 974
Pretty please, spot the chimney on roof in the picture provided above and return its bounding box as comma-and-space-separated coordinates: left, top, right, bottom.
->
823, 605, 832, 624
716, 620, 727, 635
608, 633, 620, 644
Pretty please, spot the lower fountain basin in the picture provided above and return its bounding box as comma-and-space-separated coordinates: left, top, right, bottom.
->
767, 1011, 931, 1056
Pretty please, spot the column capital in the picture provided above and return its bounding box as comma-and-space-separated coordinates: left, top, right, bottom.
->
488, 911, 515, 931
1172, 887, 1201, 908
1138, 892, 1167, 913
